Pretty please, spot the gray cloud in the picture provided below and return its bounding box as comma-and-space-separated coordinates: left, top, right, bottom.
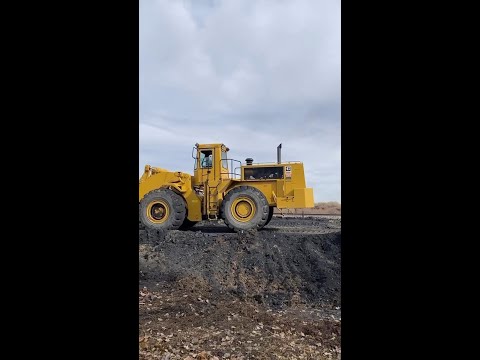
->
140, 0, 341, 202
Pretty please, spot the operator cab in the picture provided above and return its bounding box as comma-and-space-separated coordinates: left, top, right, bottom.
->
192, 143, 241, 187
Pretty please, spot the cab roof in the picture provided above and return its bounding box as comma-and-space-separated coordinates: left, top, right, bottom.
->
196, 143, 229, 151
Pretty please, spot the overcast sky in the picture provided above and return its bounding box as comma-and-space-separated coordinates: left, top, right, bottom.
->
140, 0, 340, 202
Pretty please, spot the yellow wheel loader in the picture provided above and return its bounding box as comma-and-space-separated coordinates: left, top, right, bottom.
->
139, 143, 314, 232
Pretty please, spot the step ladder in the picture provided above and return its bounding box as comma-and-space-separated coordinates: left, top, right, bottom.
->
207, 186, 218, 220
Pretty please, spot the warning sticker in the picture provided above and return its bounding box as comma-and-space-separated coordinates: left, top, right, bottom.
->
285, 166, 292, 178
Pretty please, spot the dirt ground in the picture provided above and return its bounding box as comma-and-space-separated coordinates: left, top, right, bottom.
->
139, 217, 341, 360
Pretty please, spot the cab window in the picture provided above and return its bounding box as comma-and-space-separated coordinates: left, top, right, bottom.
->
200, 150, 213, 168
221, 151, 228, 169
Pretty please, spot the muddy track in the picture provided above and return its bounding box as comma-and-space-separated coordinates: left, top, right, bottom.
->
139, 217, 341, 235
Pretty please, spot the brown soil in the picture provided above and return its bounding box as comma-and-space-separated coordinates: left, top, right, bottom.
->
139, 217, 341, 360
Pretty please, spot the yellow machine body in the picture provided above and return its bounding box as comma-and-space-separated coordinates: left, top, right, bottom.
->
139, 143, 314, 222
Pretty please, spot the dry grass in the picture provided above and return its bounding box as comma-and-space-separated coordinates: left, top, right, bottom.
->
314, 202, 341, 214
274, 202, 341, 215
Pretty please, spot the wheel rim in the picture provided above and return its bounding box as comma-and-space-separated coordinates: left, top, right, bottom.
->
230, 197, 256, 222
146, 200, 169, 224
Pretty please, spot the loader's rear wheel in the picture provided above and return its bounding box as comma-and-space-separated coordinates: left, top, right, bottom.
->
139, 189, 186, 230
221, 186, 269, 232
264, 206, 274, 227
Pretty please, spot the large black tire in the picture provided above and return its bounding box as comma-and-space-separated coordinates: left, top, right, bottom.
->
221, 186, 269, 232
139, 189, 186, 230
179, 218, 198, 230
263, 206, 274, 227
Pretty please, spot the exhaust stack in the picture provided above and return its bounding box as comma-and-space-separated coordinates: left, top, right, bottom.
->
277, 143, 282, 164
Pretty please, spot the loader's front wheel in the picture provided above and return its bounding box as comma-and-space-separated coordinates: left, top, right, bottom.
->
139, 189, 186, 230
221, 186, 269, 232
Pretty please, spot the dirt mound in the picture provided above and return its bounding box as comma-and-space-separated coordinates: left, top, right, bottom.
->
139, 218, 341, 308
